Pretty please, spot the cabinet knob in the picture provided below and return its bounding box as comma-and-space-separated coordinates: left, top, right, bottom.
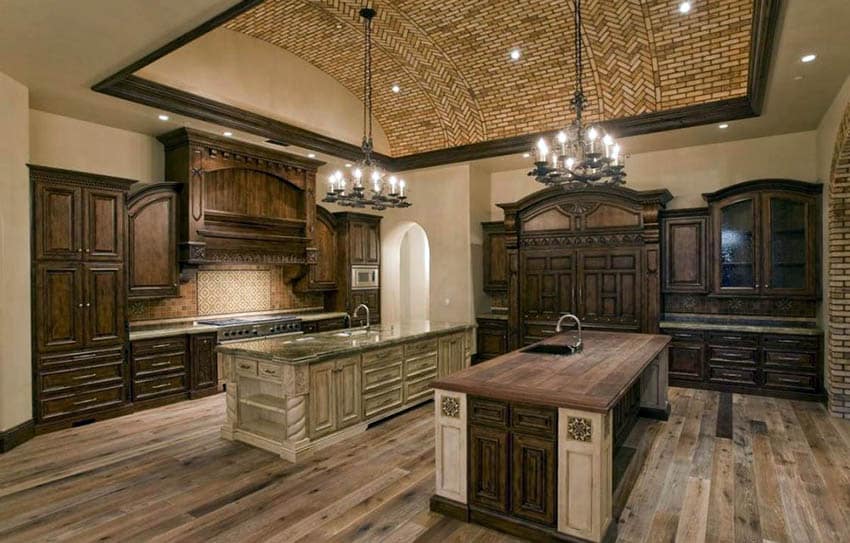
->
78, 303, 83, 308
77, 248, 83, 253
86, 303, 91, 308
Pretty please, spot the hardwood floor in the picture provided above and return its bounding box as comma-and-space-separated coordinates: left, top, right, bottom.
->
1, 388, 849, 542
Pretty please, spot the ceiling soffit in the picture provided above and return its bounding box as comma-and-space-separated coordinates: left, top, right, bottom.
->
224, 0, 753, 156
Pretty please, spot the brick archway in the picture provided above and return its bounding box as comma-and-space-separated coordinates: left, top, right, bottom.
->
827, 101, 850, 417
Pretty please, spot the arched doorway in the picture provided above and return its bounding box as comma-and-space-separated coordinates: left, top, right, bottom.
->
382, 222, 431, 323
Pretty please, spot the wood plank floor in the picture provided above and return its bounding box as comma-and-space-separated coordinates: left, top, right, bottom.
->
1, 388, 849, 542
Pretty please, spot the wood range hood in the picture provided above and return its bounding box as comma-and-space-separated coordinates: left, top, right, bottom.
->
157, 128, 325, 272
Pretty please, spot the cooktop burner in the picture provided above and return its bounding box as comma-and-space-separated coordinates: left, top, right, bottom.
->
196, 315, 303, 342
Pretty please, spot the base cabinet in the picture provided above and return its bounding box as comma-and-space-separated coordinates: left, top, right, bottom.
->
190, 333, 218, 395
309, 356, 362, 439
476, 317, 508, 362
469, 425, 510, 514
439, 333, 467, 377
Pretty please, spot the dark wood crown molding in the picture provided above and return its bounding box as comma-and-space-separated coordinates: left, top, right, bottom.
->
92, 0, 781, 173
497, 185, 673, 216
702, 178, 823, 202
28, 164, 138, 190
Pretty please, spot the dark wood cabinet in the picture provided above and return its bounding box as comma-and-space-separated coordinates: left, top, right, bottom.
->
482, 222, 507, 293
333, 212, 382, 323
301, 206, 338, 291
350, 290, 380, 325
470, 424, 510, 514
666, 330, 705, 381
190, 333, 218, 396
302, 315, 348, 334
127, 183, 180, 300
34, 182, 82, 261
510, 432, 556, 525
84, 264, 126, 347
577, 248, 640, 330
350, 219, 380, 265
84, 189, 125, 261
130, 336, 188, 402
35, 263, 85, 352
476, 317, 508, 362
662, 210, 709, 293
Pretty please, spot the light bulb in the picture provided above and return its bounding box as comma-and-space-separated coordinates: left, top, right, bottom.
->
602, 134, 614, 146
371, 170, 381, 182
536, 138, 549, 162
566, 157, 575, 170
399, 179, 406, 197
612, 145, 621, 166
587, 127, 598, 141
557, 131, 567, 144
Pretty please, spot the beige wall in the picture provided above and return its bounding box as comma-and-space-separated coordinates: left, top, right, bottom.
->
30, 110, 164, 183
138, 28, 391, 155
0, 72, 31, 431
488, 130, 819, 219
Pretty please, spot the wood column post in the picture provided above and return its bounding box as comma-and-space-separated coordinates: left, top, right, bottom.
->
434, 389, 468, 504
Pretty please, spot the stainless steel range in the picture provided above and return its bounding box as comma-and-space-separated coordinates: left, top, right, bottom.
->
196, 314, 303, 343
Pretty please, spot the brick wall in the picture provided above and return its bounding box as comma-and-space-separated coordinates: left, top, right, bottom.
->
828, 102, 850, 417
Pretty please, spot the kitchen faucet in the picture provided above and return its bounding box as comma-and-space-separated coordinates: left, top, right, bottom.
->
343, 313, 352, 329
353, 304, 371, 331
555, 313, 583, 353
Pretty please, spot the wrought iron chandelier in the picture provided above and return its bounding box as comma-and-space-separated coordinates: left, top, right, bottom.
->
323, 5, 411, 211
529, 0, 626, 187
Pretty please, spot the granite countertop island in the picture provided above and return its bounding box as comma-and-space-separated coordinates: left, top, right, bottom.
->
216, 321, 473, 364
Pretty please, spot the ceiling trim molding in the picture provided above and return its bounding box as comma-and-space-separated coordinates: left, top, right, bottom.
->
93, 0, 782, 172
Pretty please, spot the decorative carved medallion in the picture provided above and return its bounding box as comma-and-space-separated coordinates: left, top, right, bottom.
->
441, 396, 460, 418
567, 416, 592, 442
521, 232, 643, 248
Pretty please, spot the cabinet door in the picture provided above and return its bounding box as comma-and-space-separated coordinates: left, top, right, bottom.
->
365, 222, 380, 265
191, 333, 218, 391
84, 189, 124, 261
713, 196, 759, 294
438, 334, 465, 377
84, 264, 126, 347
128, 189, 179, 299
511, 433, 556, 526
350, 222, 368, 265
522, 252, 575, 321
350, 290, 380, 325
335, 356, 362, 430
309, 360, 337, 439
477, 321, 508, 360
662, 215, 708, 293
482, 223, 507, 292
309, 212, 338, 290
577, 249, 641, 330
36, 264, 85, 351
668, 342, 705, 381
469, 424, 510, 513
762, 193, 817, 296
34, 182, 83, 261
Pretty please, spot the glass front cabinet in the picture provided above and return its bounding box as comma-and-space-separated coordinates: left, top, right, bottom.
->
708, 182, 820, 298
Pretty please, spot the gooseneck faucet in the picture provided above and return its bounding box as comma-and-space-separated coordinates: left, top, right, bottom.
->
343, 313, 352, 329
353, 304, 371, 331
555, 313, 583, 353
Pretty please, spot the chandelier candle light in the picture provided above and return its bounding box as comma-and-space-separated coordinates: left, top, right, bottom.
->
529, 0, 626, 187
323, 5, 411, 211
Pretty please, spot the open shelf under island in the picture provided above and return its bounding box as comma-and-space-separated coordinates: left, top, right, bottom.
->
430, 330, 671, 543
216, 321, 474, 462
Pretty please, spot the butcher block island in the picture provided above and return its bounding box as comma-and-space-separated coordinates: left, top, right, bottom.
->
430, 330, 671, 543
216, 321, 473, 462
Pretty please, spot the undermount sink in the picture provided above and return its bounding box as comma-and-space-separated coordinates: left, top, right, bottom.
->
521, 343, 579, 356
334, 328, 373, 337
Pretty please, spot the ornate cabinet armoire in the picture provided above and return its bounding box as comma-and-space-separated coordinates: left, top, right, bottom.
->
498, 186, 672, 350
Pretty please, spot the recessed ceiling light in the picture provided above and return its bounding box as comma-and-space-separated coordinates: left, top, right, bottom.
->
679, 1, 692, 14
510, 49, 521, 61
223, 131, 233, 137
308, 153, 316, 158
718, 123, 729, 129
391, 84, 401, 93
801, 54, 817, 63
157, 114, 170, 121
794, 75, 804, 81
523, 153, 530, 158
345, 163, 352, 168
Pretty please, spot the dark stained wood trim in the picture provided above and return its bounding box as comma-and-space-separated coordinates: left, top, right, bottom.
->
429, 495, 470, 522
702, 178, 823, 202
28, 164, 138, 191
669, 377, 826, 403
91, 0, 782, 172
0, 419, 35, 453
638, 404, 670, 421
469, 506, 618, 543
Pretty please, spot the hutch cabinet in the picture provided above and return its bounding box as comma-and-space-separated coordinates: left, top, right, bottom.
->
332, 212, 382, 325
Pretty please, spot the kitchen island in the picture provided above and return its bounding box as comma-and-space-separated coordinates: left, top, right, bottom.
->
217, 321, 474, 461
430, 330, 671, 543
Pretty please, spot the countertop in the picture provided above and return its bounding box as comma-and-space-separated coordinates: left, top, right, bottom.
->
477, 313, 508, 321
128, 311, 349, 341
216, 321, 474, 364
432, 331, 671, 412
658, 320, 822, 336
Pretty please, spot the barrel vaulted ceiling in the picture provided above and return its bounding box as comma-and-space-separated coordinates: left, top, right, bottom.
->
223, 0, 755, 157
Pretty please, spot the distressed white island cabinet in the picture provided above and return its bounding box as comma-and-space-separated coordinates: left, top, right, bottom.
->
217, 321, 474, 461
430, 330, 671, 543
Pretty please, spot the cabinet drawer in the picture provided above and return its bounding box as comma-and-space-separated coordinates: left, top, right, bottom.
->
363, 386, 403, 419
707, 332, 758, 347
41, 362, 123, 394
405, 338, 438, 358
511, 404, 557, 438
708, 346, 757, 366
404, 353, 437, 377
403, 372, 436, 404
470, 397, 509, 428
363, 346, 404, 367
132, 336, 186, 356
708, 366, 757, 386
40, 385, 125, 420
764, 371, 817, 392
661, 329, 704, 342
478, 318, 508, 330
235, 359, 258, 377
763, 350, 817, 370
134, 373, 187, 400
363, 360, 403, 393
257, 362, 283, 382
38, 347, 124, 370
762, 335, 819, 351
133, 352, 185, 376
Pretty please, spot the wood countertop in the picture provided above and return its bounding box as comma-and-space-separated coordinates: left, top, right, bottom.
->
432, 330, 671, 412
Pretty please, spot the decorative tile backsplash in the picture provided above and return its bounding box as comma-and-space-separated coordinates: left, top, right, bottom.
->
128, 267, 323, 322
197, 270, 270, 315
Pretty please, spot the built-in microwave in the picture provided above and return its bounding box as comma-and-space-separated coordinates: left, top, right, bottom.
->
351, 266, 379, 290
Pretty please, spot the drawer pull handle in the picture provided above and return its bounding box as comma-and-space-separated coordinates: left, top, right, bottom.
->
777, 339, 799, 344
72, 373, 98, 380
74, 354, 96, 360
151, 361, 173, 367
261, 369, 277, 375
238, 364, 252, 370
778, 377, 803, 384
721, 336, 742, 341
152, 383, 172, 389
73, 398, 99, 405
152, 343, 174, 349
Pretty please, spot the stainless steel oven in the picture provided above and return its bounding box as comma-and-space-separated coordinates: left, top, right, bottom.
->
351, 266, 379, 289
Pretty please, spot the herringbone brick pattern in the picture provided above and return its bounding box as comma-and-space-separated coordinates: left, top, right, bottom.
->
226, 0, 753, 156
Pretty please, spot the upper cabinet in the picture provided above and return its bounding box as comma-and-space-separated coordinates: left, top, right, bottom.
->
704, 180, 821, 298
299, 206, 338, 291
127, 183, 181, 300
349, 218, 380, 266
482, 221, 507, 293
662, 209, 709, 293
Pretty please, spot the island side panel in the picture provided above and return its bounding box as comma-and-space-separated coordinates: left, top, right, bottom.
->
639, 347, 670, 420
220, 353, 237, 440
558, 408, 613, 543
434, 389, 467, 504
